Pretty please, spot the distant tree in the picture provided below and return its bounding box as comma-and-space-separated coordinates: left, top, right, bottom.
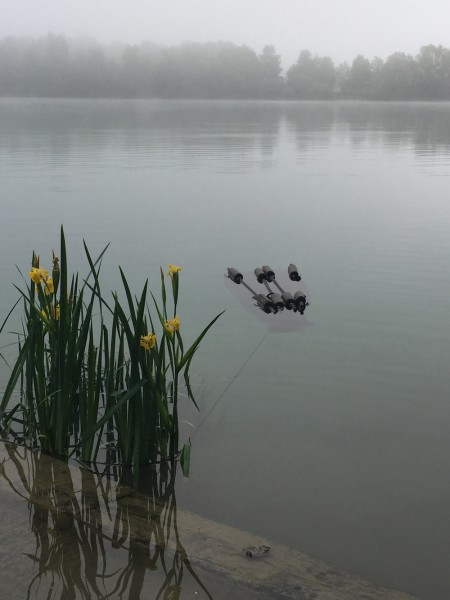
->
4, 34, 450, 101
21, 34, 73, 96
378, 52, 420, 99
258, 45, 283, 98
416, 44, 450, 99
73, 46, 118, 97
213, 44, 264, 98
148, 42, 266, 99
334, 61, 350, 95
0, 37, 22, 95
286, 50, 335, 99
170, 42, 224, 98
342, 55, 373, 98
121, 45, 146, 96
369, 57, 384, 98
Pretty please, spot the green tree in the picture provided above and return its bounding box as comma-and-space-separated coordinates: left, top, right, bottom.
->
343, 55, 373, 98
0, 37, 22, 95
286, 50, 335, 99
258, 45, 283, 98
334, 61, 350, 96
416, 44, 450, 99
212, 44, 264, 98
379, 52, 420, 99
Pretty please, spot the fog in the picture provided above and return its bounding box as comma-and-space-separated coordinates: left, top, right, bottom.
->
2, 0, 450, 67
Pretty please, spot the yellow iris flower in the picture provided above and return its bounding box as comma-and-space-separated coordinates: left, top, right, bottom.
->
29, 267, 49, 284
164, 315, 180, 333
44, 277, 54, 295
140, 332, 157, 350
167, 264, 182, 278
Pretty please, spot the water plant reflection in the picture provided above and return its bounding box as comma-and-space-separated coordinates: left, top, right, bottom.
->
0, 442, 212, 599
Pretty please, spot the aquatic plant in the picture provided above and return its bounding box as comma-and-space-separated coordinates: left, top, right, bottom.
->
0, 227, 222, 482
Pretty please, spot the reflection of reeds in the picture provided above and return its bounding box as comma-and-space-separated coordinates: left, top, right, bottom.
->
0, 227, 222, 484
0, 442, 212, 599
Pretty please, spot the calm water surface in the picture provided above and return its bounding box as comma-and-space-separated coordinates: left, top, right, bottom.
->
1, 99, 450, 599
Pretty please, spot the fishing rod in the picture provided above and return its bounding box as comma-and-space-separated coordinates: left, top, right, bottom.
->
194, 263, 309, 438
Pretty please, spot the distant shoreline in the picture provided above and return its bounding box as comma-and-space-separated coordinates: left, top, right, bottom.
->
2, 96, 450, 104
1, 35, 450, 102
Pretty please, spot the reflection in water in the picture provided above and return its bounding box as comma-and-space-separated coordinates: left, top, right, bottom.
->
0, 99, 283, 175
2, 100, 450, 179
0, 442, 212, 599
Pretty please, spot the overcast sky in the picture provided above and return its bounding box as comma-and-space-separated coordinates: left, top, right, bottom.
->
2, 0, 450, 66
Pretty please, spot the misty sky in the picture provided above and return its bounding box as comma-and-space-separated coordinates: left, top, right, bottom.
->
2, 0, 450, 66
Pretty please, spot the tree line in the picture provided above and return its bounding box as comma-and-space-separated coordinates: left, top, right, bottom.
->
1, 34, 450, 100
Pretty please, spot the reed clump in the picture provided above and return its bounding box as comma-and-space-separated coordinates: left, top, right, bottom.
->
0, 227, 222, 482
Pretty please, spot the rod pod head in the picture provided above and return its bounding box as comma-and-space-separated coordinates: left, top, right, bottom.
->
254, 267, 266, 284
262, 265, 275, 282
288, 264, 301, 282
227, 267, 243, 284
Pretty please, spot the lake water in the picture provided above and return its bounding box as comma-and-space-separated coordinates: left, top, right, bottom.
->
1, 98, 450, 599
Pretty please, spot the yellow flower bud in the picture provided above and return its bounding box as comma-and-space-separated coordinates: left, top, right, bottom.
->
52, 251, 59, 272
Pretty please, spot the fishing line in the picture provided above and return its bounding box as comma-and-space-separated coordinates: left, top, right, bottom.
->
191, 329, 270, 438
189, 264, 307, 438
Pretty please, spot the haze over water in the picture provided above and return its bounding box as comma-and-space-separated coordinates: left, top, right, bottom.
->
3, 0, 450, 67
1, 99, 450, 599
